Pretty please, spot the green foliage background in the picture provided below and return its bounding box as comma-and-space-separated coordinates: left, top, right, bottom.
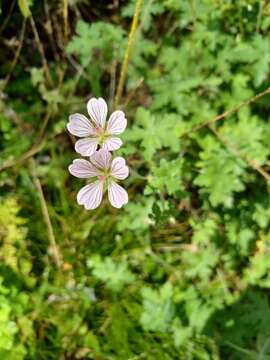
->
0, 0, 270, 359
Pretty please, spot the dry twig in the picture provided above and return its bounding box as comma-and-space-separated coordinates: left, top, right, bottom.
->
3, 18, 27, 90
63, 0, 69, 44
31, 160, 62, 268
30, 13, 53, 86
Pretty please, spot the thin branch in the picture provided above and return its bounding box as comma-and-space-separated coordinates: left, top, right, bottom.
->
65, 53, 92, 88
109, 56, 117, 111
29, 12, 53, 86
44, 0, 60, 61
36, 112, 51, 143
123, 77, 144, 108
183, 86, 270, 137
114, 0, 144, 108
3, 18, 26, 90
209, 125, 270, 182
63, 0, 69, 44
31, 160, 62, 268
0, 142, 44, 172
0, 0, 16, 34
0, 112, 50, 172
177, 86, 270, 182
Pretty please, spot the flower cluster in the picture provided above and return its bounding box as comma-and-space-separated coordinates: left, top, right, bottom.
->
67, 97, 129, 210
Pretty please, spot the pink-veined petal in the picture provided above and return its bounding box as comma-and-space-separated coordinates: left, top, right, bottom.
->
67, 113, 95, 137
68, 159, 100, 178
77, 181, 103, 210
107, 110, 127, 135
90, 149, 112, 170
87, 97, 107, 128
75, 138, 98, 156
102, 137, 122, 151
111, 157, 129, 180
108, 181, 128, 209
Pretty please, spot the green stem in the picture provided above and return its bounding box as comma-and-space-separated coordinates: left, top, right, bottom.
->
114, 0, 144, 108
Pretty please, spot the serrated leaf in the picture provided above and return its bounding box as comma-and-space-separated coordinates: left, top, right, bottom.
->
88, 256, 135, 292
140, 282, 174, 333
194, 136, 245, 207
148, 158, 184, 195
124, 108, 180, 161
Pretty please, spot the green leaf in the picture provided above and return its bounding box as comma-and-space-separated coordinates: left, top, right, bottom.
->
253, 202, 270, 229
194, 135, 245, 207
140, 282, 174, 332
221, 112, 270, 166
87, 256, 135, 292
117, 197, 154, 231
67, 20, 125, 67
147, 158, 184, 195
124, 108, 180, 161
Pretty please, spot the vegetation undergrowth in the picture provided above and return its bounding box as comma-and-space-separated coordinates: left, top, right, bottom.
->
0, 0, 270, 359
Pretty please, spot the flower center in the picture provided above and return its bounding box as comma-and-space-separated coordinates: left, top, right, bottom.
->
94, 126, 111, 145
98, 175, 106, 182
98, 168, 112, 183
95, 126, 104, 135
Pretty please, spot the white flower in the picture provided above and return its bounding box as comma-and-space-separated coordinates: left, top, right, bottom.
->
67, 97, 127, 156
68, 149, 129, 209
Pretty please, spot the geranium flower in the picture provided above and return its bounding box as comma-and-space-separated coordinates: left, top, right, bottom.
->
67, 97, 127, 156
68, 149, 129, 209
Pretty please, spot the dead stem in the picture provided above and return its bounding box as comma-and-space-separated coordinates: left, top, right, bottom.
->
30, 12, 53, 86
0, 0, 16, 34
63, 0, 69, 44
123, 77, 144, 108
109, 56, 117, 111
30, 160, 62, 268
3, 18, 26, 90
44, 0, 60, 61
